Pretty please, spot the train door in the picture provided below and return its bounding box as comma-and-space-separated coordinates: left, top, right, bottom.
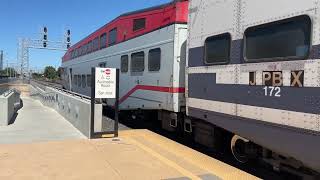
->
172, 26, 188, 112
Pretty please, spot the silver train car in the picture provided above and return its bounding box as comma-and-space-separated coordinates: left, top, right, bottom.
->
61, 1, 189, 131
186, 0, 320, 175
61, 0, 320, 176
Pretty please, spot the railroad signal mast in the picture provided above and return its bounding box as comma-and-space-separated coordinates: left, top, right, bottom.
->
18, 27, 71, 79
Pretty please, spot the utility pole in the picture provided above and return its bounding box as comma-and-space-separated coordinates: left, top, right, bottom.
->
0, 50, 3, 71
6, 55, 8, 76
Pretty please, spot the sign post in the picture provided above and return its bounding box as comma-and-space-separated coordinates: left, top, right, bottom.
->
90, 67, 119, 138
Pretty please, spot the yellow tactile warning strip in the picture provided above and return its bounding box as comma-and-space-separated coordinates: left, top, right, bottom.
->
108, 129, 259, 180
128, 138, 202, 180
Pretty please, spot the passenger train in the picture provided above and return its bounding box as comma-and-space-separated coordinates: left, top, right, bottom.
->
61, 0, 320, 177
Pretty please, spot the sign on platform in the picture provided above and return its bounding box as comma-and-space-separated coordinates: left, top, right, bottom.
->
95, 68, 116, 98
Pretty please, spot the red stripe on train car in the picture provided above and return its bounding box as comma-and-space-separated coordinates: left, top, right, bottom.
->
119, 85, 185, 104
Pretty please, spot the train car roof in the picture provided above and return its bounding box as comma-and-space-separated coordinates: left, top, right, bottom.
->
62, 0, 188, 62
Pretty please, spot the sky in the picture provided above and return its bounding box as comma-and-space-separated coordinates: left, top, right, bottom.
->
0, 0, 171, 71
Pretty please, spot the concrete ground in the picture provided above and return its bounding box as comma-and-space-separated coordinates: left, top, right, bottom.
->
0, 97, 85, 144
0, 129, 258, 180
0, 83, 258, 179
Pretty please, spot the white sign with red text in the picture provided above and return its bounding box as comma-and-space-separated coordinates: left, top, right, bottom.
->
95, 68, 116, 98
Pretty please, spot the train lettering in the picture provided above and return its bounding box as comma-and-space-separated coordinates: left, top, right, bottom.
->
263, 71, 283, 86
249, 72, 256, 86
249, 71, 304, 87
291, 70, 304, 87
263, 86, 281, 97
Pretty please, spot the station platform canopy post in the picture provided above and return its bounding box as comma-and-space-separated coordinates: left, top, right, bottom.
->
90, 67, 119, 139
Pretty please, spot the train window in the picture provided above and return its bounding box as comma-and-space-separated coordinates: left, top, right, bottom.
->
84, 46, 87, 55
121, 55, 129, 73
83, 46, 87, 55
133, 18, 146, 31
75, 49, 78, 57
84, 44, 88, 54
74, 75, 77, 86
80, 46, 85, 55
79, 47, 82, 56
82, 75, 86, 88
78, 75, 81, 87
148, 48, 161, 71
76, 75, 79, 86
93, 37, 99, 51
88, 41, 93, 53
86, 43, 89, 53
244, 15, 311, 61
100, 33, 107, 49
99, 62, 106, 68
131, 51, 145, 72
204, 33, 231, 64
73, 75, 77, 85
84, 45, 87, 54
109, 28, 117, 46
86, 75, 91, 87
71, 50, 74, 58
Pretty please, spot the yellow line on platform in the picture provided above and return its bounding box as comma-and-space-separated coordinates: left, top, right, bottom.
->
118, 130, 259, 180
128, 137, 202, 180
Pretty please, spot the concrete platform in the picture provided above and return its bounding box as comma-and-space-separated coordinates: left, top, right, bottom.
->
0, 97, 85, 144
0, 129, 258, 180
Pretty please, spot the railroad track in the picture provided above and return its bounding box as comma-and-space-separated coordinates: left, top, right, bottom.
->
31, 79, 63, 89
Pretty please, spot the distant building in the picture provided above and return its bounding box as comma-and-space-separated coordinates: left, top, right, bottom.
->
0, 50, 3, 70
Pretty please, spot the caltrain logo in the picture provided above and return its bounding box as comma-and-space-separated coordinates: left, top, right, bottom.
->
101, 69, 111, 76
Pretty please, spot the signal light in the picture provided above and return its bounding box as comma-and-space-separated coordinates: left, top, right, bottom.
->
66, 29, 71, 49
43, 26, 48, 47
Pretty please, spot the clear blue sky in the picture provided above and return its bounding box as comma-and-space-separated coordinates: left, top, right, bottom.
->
0, 0, 171, 71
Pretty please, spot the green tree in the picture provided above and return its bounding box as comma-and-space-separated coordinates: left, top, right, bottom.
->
57, 67, 63, 79
44, 66, 57, 80
32, 72, 43, 79
1, 67, 16, 77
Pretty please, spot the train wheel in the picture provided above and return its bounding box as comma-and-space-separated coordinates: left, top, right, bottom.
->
231, 135, 249, 163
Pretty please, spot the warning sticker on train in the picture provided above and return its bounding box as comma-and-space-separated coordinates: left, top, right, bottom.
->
95, 68, 116, 98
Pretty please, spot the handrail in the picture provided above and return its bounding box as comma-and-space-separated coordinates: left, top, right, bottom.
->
31, 80, 91, 100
